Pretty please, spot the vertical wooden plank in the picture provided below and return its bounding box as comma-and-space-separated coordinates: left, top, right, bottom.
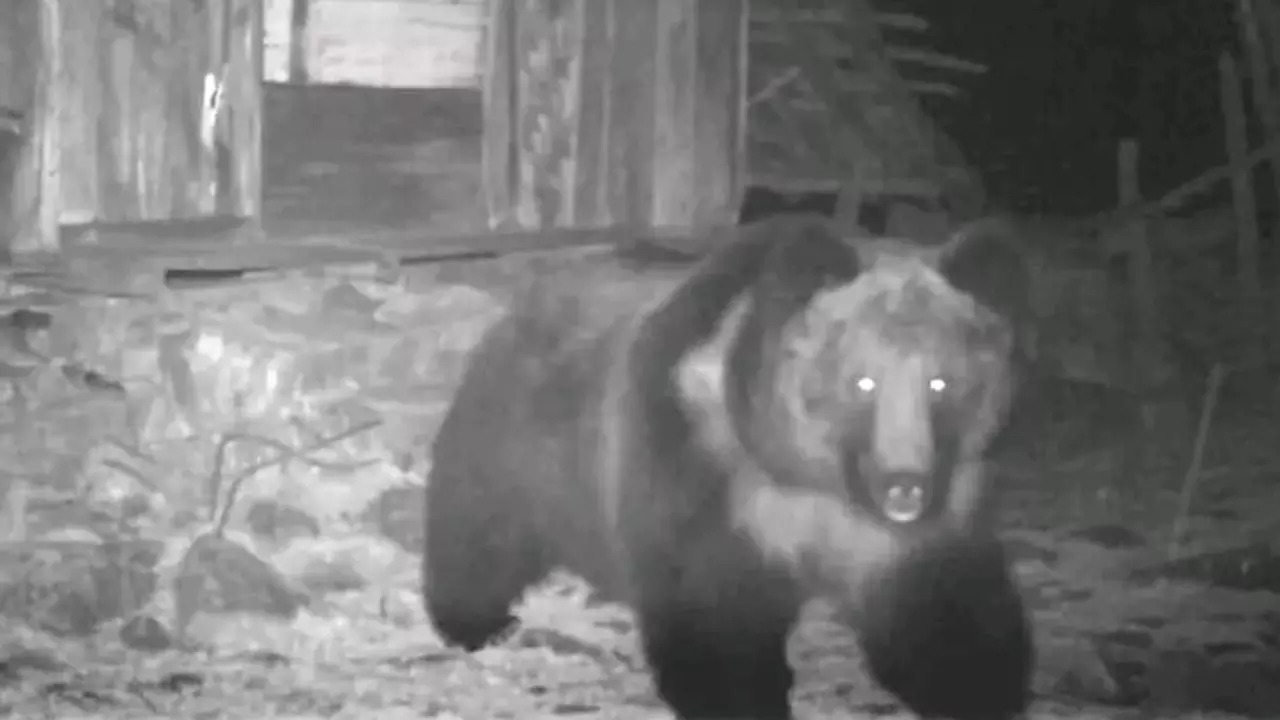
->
1237, 0, 1280, 243
1116, 139, 1175, 480
288, 0, 310, 83
2, 0, 60, 254
557, 0, 585, 226
605, 0, 657, 226
691, 0, 747, 226
149, 0, 182, 218
55, 1, 101, 225
731, 1, 750, 223
96, 4, 125, 221
195, 0, 222, 215
1116, 140, 1159, 372
96, 1, 174, 221
227, 0, 264, 221
1115, 140, 1149, 476
509, 0, 583, 229
651, 0, 698, 225
1256, 0, 1280, 76
0, 0, 29, 256
1219, 53, 1262, 301
99, 2, 153, 220
0, 3, 18, 107
93, 0, 238, 223
179, 0, 211, 218
569, 0, 610, 226
648, 0, 747, 227
215, 0, 236, 215
512, 2, 541, 228
35, 0, 62, 247
481, 0, 517, 229
481, 0, 746, 232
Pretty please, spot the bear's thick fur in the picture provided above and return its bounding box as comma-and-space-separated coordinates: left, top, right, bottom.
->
422, 215, 1031, 719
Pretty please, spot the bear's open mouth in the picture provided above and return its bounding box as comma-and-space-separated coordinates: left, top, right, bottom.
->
883, 484, 926, 523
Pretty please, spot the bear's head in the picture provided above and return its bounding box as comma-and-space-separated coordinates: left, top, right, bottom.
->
787, 229, 1023, 526
673, 218, 1028, 529
706, 225, 1027, 528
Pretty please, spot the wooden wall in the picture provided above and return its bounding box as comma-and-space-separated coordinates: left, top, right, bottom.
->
0, 0, 58, 255
83, 0, 263, 224
263, 0, 486, 89
483, 0, 749, 230
1, 0, 264, 255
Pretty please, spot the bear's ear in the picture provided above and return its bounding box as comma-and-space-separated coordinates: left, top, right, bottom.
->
935, 217, 1031, 329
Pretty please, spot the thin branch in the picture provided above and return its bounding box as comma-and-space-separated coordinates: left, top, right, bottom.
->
1166, 363, 1228, 562
749, 67, 803, 106
209, 420, 382, 535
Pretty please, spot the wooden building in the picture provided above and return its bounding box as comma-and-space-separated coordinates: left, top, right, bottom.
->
483, 0, 984, 235
0, 0, 979, 259
0, 0, 263, 255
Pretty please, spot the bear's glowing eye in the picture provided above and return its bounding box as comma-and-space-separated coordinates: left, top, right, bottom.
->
856, 376, 876, 393
928, 377, 947, 393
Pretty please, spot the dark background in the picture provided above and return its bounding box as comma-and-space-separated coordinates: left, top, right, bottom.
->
896, 0, 1241, 215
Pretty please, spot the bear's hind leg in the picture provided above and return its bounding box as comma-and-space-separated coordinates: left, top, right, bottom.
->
421, 466, 551, 652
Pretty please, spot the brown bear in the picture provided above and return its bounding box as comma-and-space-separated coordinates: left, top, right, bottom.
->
421, 215, 1031, 720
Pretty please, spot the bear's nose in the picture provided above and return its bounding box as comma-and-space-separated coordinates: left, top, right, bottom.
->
881, 475, 927, 523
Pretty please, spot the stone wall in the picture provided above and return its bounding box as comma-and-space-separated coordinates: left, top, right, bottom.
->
0, 247, 594, 648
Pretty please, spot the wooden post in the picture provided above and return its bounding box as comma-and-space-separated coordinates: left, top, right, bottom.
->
480, 0, 518, 230
53, 1, 101, 228
1117, 141, 1158, 347
1116, 135, 1192, 481
482, 0, 749, 231
1218, 52, 1262, 303
0, 0, 60, 255
0, 1, 22, 256
288, 0, 310, 84
1237, 0, 1280, 246
193, 0, 263, 220
1257, 0, 1280, 90
224, 0, 265, 222
651, 0, 749, 227
60, 0, 263, 226
1260, 0, 1280, 288
1116, 139, 1161, 477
